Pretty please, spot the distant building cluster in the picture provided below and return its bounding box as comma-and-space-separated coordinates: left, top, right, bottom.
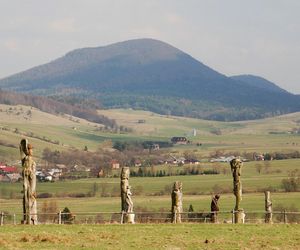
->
36, 168, 63, 182
0, 164, 21, 182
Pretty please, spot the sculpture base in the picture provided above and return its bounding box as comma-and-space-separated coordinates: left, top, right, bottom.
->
211, 213, 218, 223
171, 213, 182, 224
234, 209, 245, 224
125, 213, 135, 224
265, 213, 273, 224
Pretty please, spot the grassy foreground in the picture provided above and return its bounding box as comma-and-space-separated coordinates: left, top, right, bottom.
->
0, 224, 299, 250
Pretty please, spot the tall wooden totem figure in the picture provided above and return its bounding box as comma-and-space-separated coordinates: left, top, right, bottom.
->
230, 158, 245, 224
20, 139, 37, 224
120, 167, 135, 223
265, 191, 273, 223
171, 181, 183, 223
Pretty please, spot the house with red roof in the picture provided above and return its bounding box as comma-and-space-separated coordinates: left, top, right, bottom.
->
0, 166, 18, 174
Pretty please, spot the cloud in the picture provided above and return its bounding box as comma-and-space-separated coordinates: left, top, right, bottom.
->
49, 18, 76, 33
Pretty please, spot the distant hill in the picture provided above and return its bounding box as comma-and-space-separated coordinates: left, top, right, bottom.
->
230, 75, 288, 94
1, 38, 300, 121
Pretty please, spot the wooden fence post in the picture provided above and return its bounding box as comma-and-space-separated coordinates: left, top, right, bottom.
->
283, 210, 287, 224
231, 210, 235, 224
120, 211, 124, 224
0, 212, 4, 226
58, 211, 62, 225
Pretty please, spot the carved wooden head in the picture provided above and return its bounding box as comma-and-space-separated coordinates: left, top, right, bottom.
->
121, 167, 130, 179
230, 158, 243, 172
173, 181, 182, 192
19, 138, 29, 160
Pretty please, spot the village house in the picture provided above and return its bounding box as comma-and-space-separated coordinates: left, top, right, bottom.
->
111, 160, 120, 169
0, 165, 18, 174
48, 168, 63, 176
0, 164, 20, 182
97, 168, 105, 178
55, 164, 68, 173
171, 137, 188, 145
0, 174, 10, 182
72, 165, 91, 172
6, 173, 22, 182
134, 159, 142, 167
150, 143, 160, 150
164, 155, 186, 165
185, 159, 200, 165
210, 156, 236, 163
254, 154, 265, 161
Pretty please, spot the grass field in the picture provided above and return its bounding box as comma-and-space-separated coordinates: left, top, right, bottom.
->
97, 109, 300, 136
2, 158, 299, 198
0, 224, 299, 249
1, 192, 299, 219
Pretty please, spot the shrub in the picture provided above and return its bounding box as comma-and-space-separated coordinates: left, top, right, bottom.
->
203, 169, 219, 175
68, 193, 87, 198
61, 207, 74, 224
37, 192, 53, 198
281, 169, 300, 192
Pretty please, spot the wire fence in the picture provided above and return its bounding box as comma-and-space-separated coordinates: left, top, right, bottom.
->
1, 210, 300, 225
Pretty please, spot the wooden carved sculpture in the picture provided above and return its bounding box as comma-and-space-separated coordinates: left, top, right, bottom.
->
171, 181, 183, 223
120, 167, 134, 223
20, 139, 37, 224
265, 191, 273, 223
230, 158, 245, 223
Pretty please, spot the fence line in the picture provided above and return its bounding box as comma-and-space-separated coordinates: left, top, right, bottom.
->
1, 210, 300, 225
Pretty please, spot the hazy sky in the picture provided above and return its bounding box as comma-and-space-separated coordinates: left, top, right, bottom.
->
1, 0, 299, 93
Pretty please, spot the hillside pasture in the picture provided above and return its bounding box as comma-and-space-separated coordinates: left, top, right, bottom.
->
97, 109, 300, 156
1, 106, 300, 162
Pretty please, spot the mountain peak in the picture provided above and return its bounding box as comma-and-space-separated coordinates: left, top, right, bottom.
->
64, 38, 184, 66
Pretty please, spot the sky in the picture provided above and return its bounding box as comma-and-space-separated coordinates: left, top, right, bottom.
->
1, 0, 299, 93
